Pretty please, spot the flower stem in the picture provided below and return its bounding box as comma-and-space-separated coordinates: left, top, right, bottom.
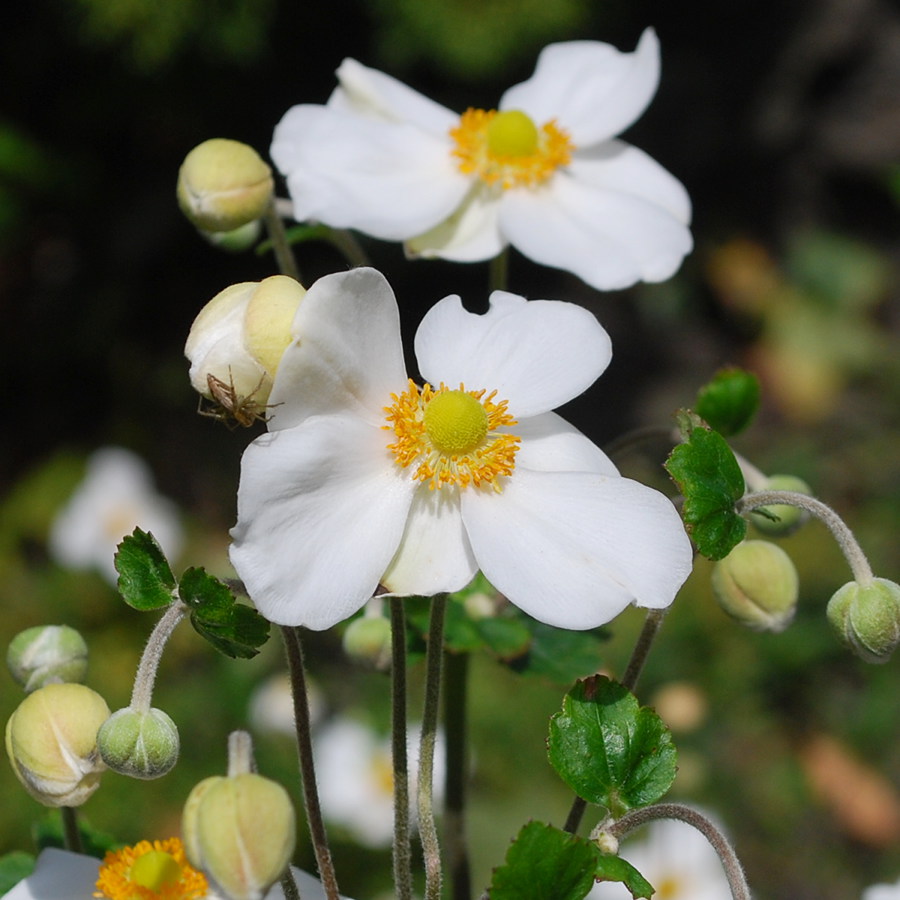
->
325, 228, 371, 268
489, 249, 509, 293
390, 598, 413, 900
280, 869, 301, 900
61, 806, 82, 854
280, 626, 340, 900
264, 200, 301, 282
418, 594, 448, 900
443, 650, 471, 900
737, 490, 875, 585
609, 803, 751, 900
129, 602, 187, 713
226, 730, 255, 777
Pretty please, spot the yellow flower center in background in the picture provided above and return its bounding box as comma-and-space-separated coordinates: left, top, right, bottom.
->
95, 838, 208, 900
385, 380, 520, 491
450, 108, 574, 189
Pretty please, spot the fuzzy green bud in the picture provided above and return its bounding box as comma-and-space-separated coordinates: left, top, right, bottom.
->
177, 139, 274, 232
827, 578, 900, 664
751, 475, 813, 536
342, 616, 392, 670
97, 707, 180, 779
7, 625, 88, 692
711, 540, 799, 632
5, 683, 109, 806
183, 773, 296, 900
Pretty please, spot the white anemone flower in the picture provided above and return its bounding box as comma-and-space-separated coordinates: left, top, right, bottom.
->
864, 879, 900, 900
48, 447, 183, 586
271, 29, 692, 291
229, 267, 691, 630
589, 815, 732, 899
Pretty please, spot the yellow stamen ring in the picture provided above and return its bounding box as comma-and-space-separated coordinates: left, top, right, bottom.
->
385, 380, 520, 492
95, 838, 208, 900
450, 108, 574, 189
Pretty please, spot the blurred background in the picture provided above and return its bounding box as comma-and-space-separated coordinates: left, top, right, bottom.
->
1, 1, 899, 898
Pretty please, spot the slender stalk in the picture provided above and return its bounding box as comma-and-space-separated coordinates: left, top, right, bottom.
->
326, 228, 371, 268
390, 598, 413, 900
488, 249, 509, 293
279, 870, 301, 900
226, 730, 255, 777
280, 626, 340, 900
738, 490, 875, 585
61, 806, 82, 854
130, 602, 187, 713
608, 803, 751, 900
563, 607, 670, 834
418, 594, 448, 900
264, 200, 301, 282
443, 650, 471, 900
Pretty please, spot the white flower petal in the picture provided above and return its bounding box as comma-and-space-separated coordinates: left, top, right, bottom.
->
3, 848, 98, 899
499, 29, 660, 146
268, 268, 407, 431
405, 183, 506, 262
230, 416, 415, 629
381, 484, 478, 596
514, 412, 619, 475
330, 58, 459, 137
414, 292, 611, 417
271, 105, 468, 240
498, 171, 693, 290
461, 469, 692, 629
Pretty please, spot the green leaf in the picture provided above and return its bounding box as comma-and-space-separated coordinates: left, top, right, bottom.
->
178, 567, 270, 659
114, 529, 177, 610
695, 367, 760, 436
547, 676, 677, 817
593, 854, 654, 899
665, 413, 747, 560
0, 851, 35, 895
508, 620, 608, 683
489, 822, 599, 900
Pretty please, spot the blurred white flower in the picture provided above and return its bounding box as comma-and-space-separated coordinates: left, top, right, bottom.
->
248, 672, 325, 736
315, 717, 444, 848
271, 29, 691, 291
589, 814, 732, 900
48, 447, 183, 586
864, 878, 900, 900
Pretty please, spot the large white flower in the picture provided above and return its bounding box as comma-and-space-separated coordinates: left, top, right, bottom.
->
271, 29, 692, 291
229, 267, 691, 630
864, 879, 900, 900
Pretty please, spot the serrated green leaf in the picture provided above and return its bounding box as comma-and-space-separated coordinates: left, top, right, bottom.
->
665, 421, 747, 560
548, 676, 677, 817
114, 529, 177, 610
179, 567, 270, 658
0, 851, 35, 895
489, 822, 599, 900
593, 854, 654, 899
695, 368, 760, 436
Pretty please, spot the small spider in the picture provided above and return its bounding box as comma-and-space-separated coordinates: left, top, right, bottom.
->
198, 371, 278, 428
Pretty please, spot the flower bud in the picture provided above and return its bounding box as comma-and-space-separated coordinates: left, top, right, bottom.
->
342, 616, 392, 670
5, 683, 109, 806
201, 219, 263, 253
711, 540, 799, 632
97, 707, 180, 779
177, 139, 274, 232
827, 578, 900, 664
185, 275, 305, 412
751, 475, 813, 536
183, 773, 296, 900
7, 625, 88, 692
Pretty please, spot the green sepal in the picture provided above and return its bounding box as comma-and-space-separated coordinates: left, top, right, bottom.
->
665, 411, 747, 560
178, 567, 270, 659
114, 528, 178, 610
547, 676, 677, 818
489, 822, 654, 900
695, 367, 760, 436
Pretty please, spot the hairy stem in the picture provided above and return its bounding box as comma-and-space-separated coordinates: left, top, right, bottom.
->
129, 602, 187, 713
443, 650, 471, 900
390, 598, 413, 900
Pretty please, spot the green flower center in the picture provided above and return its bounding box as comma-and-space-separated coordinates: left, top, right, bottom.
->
486, 110, 539, 157
423, 389, 489, 455
129, 851, 182, 891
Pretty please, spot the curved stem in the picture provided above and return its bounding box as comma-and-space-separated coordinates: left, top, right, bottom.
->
608, 803, 751, 900
418, 594, 448, 900
129, 602, 187, 713
390, 598, 413, 900
443, 650, 471, 900
264, 200, 301, 282
281, 626, 340, 900
738, 490, 874, 584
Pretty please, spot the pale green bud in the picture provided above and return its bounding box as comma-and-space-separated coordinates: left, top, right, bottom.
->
183, 773, 296, 900
177, 139, 274, 232
7, 625, 88, 692
751, 475, 812, 536
5, 683, 109, 806
827, 578, 900, 664
711, 540, 799, 632
185, 275, 306, 409
201, 219, 263, 253
97, 707, 180, 779
342, 616, 392, 670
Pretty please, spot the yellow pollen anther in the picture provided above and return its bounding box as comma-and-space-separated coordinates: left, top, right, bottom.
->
450, 107, 574, 189
384, 380, 520, 492
95, 838, 208, 900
